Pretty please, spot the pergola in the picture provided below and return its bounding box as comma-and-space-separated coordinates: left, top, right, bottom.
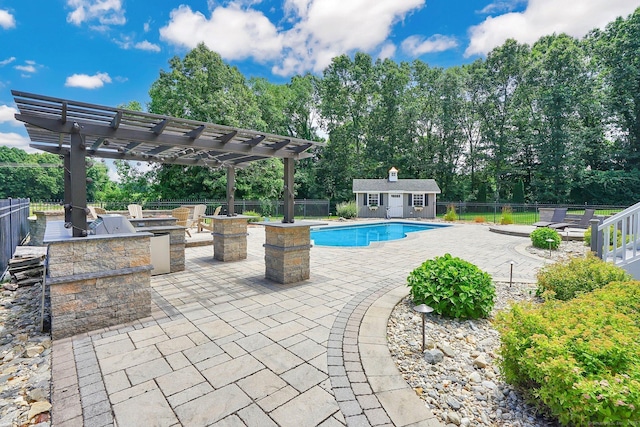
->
12, 90, 324, 237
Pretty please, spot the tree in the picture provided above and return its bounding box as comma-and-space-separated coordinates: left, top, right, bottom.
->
316, 53, 376, 201
528, 34, 588, 203
591, 8, 640, 169
147, 44, 280, 200
512, 180, 525, 203
479, 39, 531, 201
0, 146, 64, 200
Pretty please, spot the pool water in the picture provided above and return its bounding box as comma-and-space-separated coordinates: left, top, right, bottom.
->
310, 221, 449, 247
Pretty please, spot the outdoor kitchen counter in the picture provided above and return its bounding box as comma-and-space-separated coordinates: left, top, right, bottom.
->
42, 220, 154, 339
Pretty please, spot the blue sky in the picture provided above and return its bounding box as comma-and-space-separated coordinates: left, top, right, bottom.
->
1, 0, 638, 155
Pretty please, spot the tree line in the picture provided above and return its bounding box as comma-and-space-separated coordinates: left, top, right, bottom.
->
2, 7, 639, 206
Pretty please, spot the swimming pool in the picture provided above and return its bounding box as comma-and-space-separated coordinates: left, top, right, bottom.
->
310, 221, 450, 247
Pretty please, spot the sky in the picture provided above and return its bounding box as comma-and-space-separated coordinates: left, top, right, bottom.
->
1, 0, 639, 156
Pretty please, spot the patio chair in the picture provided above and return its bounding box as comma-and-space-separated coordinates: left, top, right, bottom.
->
533, 208, 567, 227
128, 204, 143, 219
197, 206, 221, 232
87, 206, 107, 220
187, 204, 207, 232
549, 209, 595, 230
172, 207, 191, 237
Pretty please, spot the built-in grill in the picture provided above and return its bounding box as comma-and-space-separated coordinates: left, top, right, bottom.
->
88, 214, 136, 235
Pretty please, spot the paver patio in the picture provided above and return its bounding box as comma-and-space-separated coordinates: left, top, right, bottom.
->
51, 222, 546, 427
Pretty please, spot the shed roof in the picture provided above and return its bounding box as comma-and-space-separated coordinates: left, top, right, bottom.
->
353, 179, 441, 193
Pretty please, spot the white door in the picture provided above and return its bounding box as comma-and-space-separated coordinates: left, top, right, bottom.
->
388, 193, 403, 218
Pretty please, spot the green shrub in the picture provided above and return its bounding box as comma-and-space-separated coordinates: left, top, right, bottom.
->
584, 225, 631, 248
495, 281, 640, 426
242, 210, 262, 222
530, 227, 561, 249
536, 253, 632, 300
407, 253, 495, 319
443, 204, 458, 221
500, 205, 514, 225
584, 225, 592, 246
336, 201, 357, 219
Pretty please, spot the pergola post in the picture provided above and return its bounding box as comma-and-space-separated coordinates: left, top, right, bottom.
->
226, 166, 236, 216
63, 152, 71, 224
283, 158, 294, 223
69, 126, 87, 237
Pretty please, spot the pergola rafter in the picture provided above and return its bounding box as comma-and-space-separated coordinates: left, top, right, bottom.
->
13, 90, 324, 236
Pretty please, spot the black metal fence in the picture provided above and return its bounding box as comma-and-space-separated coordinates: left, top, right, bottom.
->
1, 198, 30, 274
436, 202, 626, 225
29, 199, 332, 219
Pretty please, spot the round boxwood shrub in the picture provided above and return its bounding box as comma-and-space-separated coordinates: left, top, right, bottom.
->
530, 227, 561, 249
495, 281, 640, 426
536, 253, 632, 300
407, 253, 495, 319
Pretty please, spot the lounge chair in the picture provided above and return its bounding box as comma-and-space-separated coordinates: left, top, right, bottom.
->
172, 207, 191, 237
197, 206, 221, 232
128, 204, 143, 219
549, 209, 595, 230
533, 208, 567, 227
87, 206, 106, 220
187, 204, 207, 232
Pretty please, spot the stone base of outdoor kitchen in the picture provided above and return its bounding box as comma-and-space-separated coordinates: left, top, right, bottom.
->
133, 222, 185, 273
206, 215, 250, 262
30, 211, 65, 246
260, 221, 325, 284
45, 222, 153, 340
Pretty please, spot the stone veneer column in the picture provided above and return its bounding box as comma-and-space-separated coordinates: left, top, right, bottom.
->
45, 222, 153, 339
212, 215, 250, 261
261, 221, 325, 284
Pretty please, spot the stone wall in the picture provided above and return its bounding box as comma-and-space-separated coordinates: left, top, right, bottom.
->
47, 233, 152, 339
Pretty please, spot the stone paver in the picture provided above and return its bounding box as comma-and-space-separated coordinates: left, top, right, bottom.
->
50, 223, 545, 427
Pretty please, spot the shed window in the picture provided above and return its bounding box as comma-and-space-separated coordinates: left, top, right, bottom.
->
368, 193, 380, 206
413, 194, 425, 207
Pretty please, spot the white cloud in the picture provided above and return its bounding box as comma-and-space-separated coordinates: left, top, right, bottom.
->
160, 4, 283, 61
160, 0, 425, 76
0, 132, 35, 152
0, 9, 16, 29
65, 72, 112, 89
0, 57, 16, 66
15, 64, 36, 73
478, 0, 526, 15
0, 105, 19, 126
466, 0, 640, 57
134, 40, 161, 52
66, 0, 125, 27
378, 42, 397, 60
143, 20, 150, 32
275, 0, 425, 75
401, 34, 458, 56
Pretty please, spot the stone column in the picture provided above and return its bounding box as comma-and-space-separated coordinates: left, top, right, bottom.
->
261, 221, 325, 284
212, 215, 249, 261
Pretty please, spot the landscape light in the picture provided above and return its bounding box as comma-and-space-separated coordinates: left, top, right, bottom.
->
412, 303, 434, 352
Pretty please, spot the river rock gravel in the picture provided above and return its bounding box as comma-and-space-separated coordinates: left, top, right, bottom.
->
0, 280, 51, 427
387, 242, 589, 427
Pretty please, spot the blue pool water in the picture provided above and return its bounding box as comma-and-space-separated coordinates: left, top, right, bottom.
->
310, 222, 449, 247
